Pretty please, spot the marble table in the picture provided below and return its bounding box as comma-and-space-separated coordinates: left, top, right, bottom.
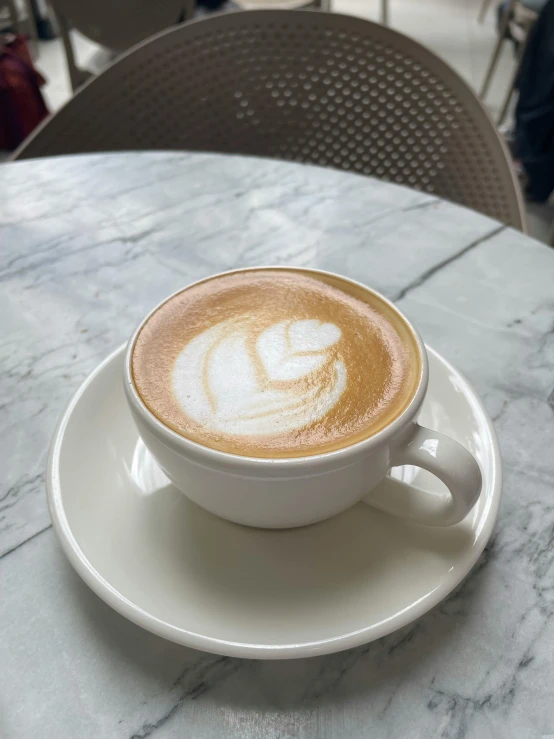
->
1, 152, 553, 739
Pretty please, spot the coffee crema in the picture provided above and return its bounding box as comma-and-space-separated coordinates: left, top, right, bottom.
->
131, 269, 421, 458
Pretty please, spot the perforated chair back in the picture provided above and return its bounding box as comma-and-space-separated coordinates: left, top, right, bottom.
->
14, 10, 525, 229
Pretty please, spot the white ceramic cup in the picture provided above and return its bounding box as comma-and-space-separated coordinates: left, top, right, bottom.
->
124, 268, 482, 529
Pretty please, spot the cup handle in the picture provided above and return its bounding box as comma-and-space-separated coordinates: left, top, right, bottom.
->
363, 424, 482, 526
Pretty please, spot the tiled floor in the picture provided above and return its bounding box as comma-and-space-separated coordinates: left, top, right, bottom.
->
34, 0, 553, 242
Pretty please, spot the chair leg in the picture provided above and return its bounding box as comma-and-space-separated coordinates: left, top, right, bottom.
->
6, 0, 20, 31
381, 0, 388, 25
480, 0, 517, 99
183, 0, 196, 20
21, 0, 38, 55
54, 9, 91, 91
478, 0, 494, 23
7, 0, 38, 56
497, 32, 530, 125
480, 35, 505, 99
497, 64, 518, 125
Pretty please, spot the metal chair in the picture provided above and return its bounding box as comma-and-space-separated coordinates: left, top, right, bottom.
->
480, 0, 544, 124
14, 9, 525, 230
50, 0, 189, 90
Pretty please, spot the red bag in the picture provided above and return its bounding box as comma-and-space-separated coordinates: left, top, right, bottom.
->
0, 34, 49, 150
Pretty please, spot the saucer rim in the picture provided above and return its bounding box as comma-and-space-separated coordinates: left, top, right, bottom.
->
47, 344, 502, 660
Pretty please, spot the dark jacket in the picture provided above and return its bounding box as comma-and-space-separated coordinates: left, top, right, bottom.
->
515, 0, 554, 201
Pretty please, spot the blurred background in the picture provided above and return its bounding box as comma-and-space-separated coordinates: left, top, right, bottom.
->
2, 0, 553, 240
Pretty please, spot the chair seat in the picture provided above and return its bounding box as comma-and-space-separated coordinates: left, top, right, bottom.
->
234, 0, 314, 8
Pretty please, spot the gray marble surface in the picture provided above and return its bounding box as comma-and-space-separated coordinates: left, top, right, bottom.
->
1, 151, 553, 739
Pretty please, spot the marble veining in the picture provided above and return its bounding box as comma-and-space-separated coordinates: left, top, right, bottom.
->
1, 152, 553, 739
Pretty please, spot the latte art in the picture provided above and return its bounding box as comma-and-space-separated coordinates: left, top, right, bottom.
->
172, 317, 346, 436
132, 269, 421, 458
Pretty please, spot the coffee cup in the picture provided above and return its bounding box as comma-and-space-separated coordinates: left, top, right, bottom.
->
124, 267, 481, 528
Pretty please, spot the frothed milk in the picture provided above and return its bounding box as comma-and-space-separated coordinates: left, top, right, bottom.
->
131, 269, 421, 457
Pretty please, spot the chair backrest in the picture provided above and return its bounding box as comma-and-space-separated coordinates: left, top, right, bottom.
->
50, 0, 185, 52
14, 10, 525, 229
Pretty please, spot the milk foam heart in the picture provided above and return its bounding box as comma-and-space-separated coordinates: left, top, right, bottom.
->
257, 320, 342, 382
172, 317, 347, 436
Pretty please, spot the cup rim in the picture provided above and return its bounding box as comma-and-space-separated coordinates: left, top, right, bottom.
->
124, 266, 428, 469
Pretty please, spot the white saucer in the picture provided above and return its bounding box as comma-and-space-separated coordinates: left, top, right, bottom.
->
48, 345, 501, 659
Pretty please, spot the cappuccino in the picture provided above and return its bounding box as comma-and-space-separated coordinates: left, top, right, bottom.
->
132, 269, 420, 457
